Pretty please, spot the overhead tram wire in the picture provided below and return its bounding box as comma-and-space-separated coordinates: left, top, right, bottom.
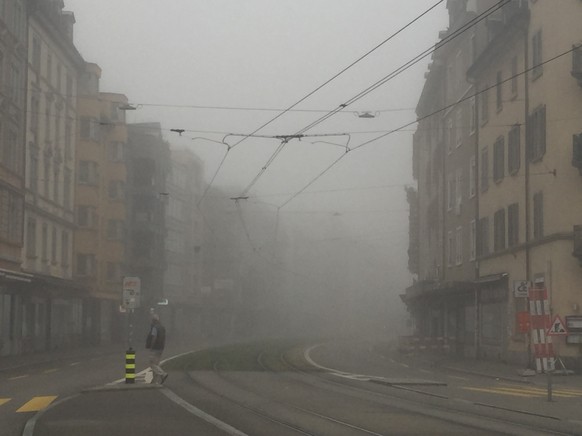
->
192, 1, 444, 206
235, 1, 508, 199
227, 0, 444, 152
278, 43, 580, 212
291, 0, 511, 137
270, 2, 509, 209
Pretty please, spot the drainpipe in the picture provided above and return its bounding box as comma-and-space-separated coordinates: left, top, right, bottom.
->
523, 19, 532, 367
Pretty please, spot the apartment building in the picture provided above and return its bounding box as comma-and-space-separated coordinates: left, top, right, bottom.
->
406, 0, 582, 369
125, 123, 170, 329
19, 0, 85, 354
0, 0, 28, 356
74, 62, 128, 345
163, 147, 204, 335
405, 0, 479, 358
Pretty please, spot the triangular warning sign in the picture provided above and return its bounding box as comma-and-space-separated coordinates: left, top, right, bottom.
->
547, 315, 568, 336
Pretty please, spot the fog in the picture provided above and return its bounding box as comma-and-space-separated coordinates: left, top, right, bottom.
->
65, 1, 448, 343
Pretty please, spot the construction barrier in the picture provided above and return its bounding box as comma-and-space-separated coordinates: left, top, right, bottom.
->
125, 348, 136, 384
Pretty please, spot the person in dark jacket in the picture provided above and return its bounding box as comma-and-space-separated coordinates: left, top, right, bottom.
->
146, 313, 168, 384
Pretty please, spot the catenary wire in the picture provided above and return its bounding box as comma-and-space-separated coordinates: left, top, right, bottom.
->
236, 1, 508, 198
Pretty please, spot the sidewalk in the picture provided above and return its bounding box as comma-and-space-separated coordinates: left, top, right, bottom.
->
0, 343, 122, 373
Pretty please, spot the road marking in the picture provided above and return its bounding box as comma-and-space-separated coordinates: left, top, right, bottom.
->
419, 369, 432, 374
43, 368, 58, 374
399, 363, 410, 368
0, 398, 11, 407
448, 375, 469, 381
462, 386, 533, 398
69, 362, 80, 366
16, 396, 58, 413
162, 389, 248, 436
8, 374, 29, 380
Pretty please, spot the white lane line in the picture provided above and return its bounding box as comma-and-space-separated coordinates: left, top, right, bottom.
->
69, 362, 80, 366
448, 375, 469, 381
8, 374, 29, 380
43, 368, 58, 374
161, 389, 249, 436
419, 369, 432, 374
400, 363, 410, 368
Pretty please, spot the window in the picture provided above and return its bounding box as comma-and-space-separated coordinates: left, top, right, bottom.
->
447, 231, 454, 267
533, 191, 543, 239
469, 156, 476, 198
469, 97, 476, 135
76, 254, 96, 277
455, 168, 463, 215
108, 142, 124, 162
65, 120, 72, 161
508, 124, 521, 175
447, 174, 455, 211
508, 203, 519, 247
106, 220, 124, 240
532, 30, 543, 78
0, 188, 23, 244
481, 146, 489, 192
61, 231, 69, 267
479, 84, 489, 125
79, 118, 99, 141
478, 217, 489, 257
46, 52, 52, 84
511, 56, 518, 97
41, 223, 48, 262
496, 71, 503, 111
106, 262, 121, 282
26, 219, 36, 258
77, 206, 96, 228
64, 168, 71, 209
30, 95, 40, 134
447, 118, 455, 153
455, 227, 463, 265
43, 157, 50, 198
78, 161, 98, 185
493, 136, 505, 182
494, 209, 506, 252
470, 219, 477, 261
528, 105, 546, 162
455, 109, 463, 147
108, 181, 125, 200
51, 226, 57, 263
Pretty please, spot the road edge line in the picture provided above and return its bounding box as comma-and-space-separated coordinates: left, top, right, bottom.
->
160, 388, 249, 436
21, 394, 80, 436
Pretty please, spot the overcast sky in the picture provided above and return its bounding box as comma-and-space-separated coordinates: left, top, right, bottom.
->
65, 0, 448, 295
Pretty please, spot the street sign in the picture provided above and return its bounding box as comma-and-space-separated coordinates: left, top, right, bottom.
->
513, 280, 531, 298
547, 315, 569, 336
122, 276, 141, 309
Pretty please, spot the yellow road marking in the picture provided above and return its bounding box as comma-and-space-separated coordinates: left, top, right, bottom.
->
462, 386, 535, 398
498, 384, 582, 396
464, 385, 581, 398
0, 398, 11, 406
16, 396, 58, 413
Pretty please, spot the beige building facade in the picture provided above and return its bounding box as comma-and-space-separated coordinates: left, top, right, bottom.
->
74, 62, 128, 344
406, 0, 582, 369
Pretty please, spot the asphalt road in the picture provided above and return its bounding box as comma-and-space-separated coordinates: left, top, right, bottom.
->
5, 339, 582, 435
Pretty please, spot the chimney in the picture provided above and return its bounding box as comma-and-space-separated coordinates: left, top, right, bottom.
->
61, 11, 75, 42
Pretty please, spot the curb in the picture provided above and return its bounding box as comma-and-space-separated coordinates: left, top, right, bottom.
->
441, 365, 533, 384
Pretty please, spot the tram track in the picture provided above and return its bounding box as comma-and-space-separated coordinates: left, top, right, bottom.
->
169, 341, 579, 435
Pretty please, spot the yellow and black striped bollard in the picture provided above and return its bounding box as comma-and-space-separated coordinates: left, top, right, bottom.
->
125, 348, 136, 384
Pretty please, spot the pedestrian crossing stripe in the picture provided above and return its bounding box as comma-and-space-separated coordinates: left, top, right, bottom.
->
462, 385, 582, 398
15, 396, 58, 413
